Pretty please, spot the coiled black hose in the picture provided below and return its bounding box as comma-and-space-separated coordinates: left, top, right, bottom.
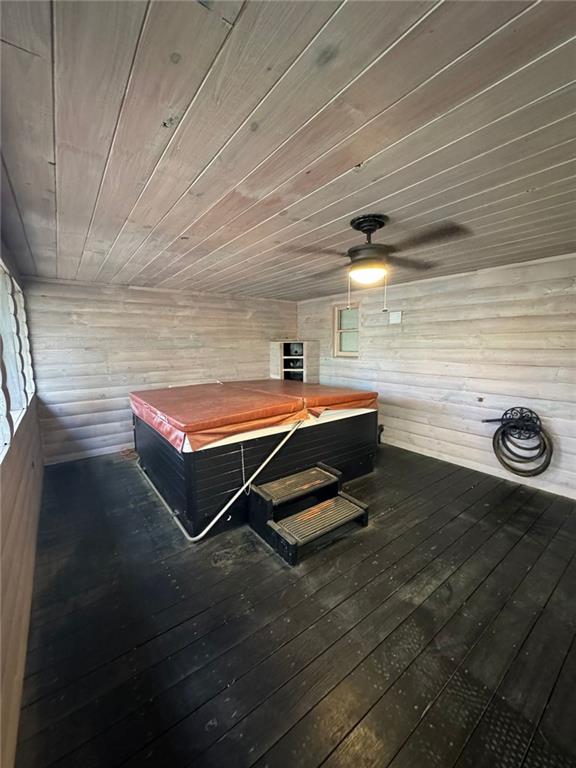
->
483, 407, 553, 477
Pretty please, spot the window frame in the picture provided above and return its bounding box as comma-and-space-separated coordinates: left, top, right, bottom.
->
333, 303, 359, 358
0, 263, 35, 458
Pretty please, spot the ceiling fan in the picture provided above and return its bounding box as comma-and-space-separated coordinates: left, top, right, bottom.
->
307, 213, 470, 286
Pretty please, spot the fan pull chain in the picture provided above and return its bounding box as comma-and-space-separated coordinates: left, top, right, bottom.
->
347, 272, 351, 309
382, 271, 388, 313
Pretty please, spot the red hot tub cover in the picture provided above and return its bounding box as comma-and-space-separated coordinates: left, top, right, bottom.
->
129, 383, 307, 451
232, 379, 379, 415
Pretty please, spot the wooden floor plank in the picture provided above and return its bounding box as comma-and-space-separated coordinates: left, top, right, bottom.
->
520, 636, 576, 768
15, 447, 576, 768
27, 445, 432, 622
383, 508, 575, 768
189, 489, 560, 768
20, 449, 455, 705
453, 554, 576, 768
21, 448, 454, 680
18, 468, 486, 763
72, 480, 517, 768
246, 491, 560, 768
317, 498, 574, 768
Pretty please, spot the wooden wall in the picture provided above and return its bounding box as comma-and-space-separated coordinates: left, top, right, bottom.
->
298, 254, 576, 499
24, 280, 297, 464
1, 400, 43, 768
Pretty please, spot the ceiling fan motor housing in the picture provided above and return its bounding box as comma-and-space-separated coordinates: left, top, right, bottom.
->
350, 213, 389, 236
347, 242, 392, 263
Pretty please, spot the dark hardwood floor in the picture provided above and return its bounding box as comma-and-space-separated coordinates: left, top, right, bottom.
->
16, 446, 576, 768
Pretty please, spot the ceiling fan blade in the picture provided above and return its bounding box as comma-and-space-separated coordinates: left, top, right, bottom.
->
385, 254, 435, 271
390, 222, 470, 252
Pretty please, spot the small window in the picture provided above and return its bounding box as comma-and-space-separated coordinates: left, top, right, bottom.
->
333, 304, 359, 357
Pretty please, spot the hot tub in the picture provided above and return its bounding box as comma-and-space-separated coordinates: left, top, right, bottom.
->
130, 381, 379, 537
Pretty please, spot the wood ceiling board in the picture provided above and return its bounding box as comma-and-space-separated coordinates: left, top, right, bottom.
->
398, 197, 576, 252
300, 203, 576, 263
74, 1, 234, 282
110, 2, 454, 281
230, 183, 576, 267
225, 178, 576, 296
0, 161, 36, 277
0, 0, 51, 57
0, 245, 26, 289
216, 236, 576, 302
180, 122, 576, 293
161, 27, 576, 290
53, 1, 147, 279
145, 0, 566, 288
402, 204, 576, 248
371, 171, 576, 243
132, 1, 532, 287
95, 0, 340, 282
222, 207, 576, 297
236, 223, 576, 300
211, 44, 576, 269
312, 254, 576, 303
218, 2, 245, 26
191, 232, 576, 301
262, 242, 576, 302
3, 1, 576, 297
1, 0, 56, 277
168, 85, 576, 292
440, 188, 576, 231
390, 219, 576, 266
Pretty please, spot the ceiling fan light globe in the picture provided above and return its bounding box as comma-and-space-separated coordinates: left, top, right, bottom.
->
349, 263, 387, 285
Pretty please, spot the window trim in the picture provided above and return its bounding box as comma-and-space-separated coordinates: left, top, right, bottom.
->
333, 303, 359, 358
1, 262, 35, 459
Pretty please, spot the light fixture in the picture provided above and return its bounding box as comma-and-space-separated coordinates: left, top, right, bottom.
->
349, 259, 387, 285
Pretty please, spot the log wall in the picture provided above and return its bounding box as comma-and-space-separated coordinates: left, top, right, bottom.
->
298, 254, 576, 498
24, 280, 297, 463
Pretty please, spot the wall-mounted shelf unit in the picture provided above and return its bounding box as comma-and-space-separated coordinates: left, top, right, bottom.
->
270, 340, 319, 383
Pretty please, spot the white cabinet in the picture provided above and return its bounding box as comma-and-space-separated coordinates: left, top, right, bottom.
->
270, 340, 319, 383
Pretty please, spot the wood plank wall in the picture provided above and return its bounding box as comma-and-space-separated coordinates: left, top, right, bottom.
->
1, 400, 43, 768
298, 254, 576, 499
24, 281, 297, 464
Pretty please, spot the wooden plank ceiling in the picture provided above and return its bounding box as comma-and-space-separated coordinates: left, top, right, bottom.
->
1, 0, 575, 300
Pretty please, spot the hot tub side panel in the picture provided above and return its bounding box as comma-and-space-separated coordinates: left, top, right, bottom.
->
134, 412, 378, 538
134, 416, 188, 517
